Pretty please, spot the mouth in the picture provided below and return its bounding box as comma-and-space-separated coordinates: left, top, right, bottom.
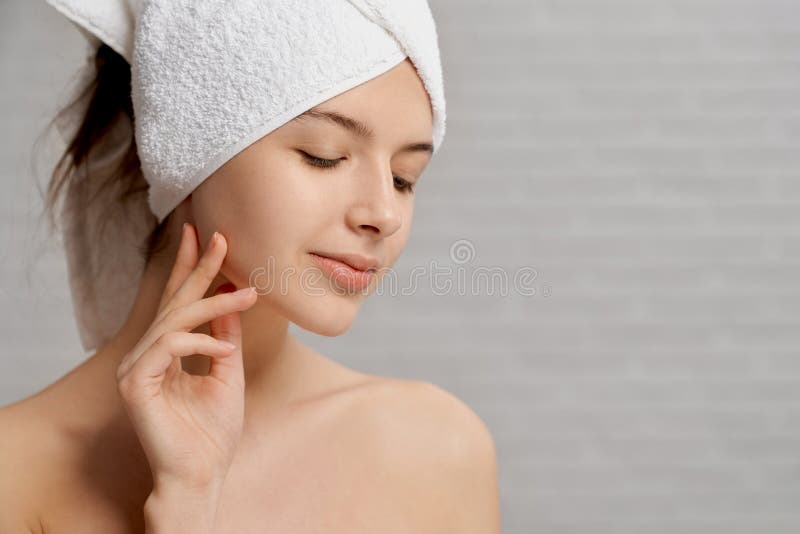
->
308, 252, 379, 292
309, 251, 380, 272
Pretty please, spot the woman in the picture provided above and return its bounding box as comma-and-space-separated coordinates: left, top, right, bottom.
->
0, 1, 500, 532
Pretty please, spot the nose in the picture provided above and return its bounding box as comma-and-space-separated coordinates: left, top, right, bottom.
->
345, 163, 403, 238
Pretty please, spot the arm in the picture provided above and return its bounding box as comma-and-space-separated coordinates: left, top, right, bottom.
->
374, 380, 502, 533
439, 415, 501, 533
0, 408, 41, 534
418, 383, 502, 534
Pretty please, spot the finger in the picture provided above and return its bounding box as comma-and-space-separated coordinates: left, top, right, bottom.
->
157, 222, 201, 313
120, 284, 257, 379
158, 285, 257, 336
207, 283, 248, 386
118, 331, 236, 392
166, 231, 228, 312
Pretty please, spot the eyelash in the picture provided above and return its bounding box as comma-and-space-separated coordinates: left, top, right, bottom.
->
299, 151, 415, 194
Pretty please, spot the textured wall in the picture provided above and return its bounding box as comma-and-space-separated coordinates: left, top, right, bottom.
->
3, 1, 800, 532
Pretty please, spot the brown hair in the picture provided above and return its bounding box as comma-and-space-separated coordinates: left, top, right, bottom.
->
42, 43, 171, 265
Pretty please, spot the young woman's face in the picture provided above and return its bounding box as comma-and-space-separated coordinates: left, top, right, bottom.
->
189, 58, 434, 335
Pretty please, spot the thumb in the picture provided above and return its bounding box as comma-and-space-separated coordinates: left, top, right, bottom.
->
207, 283, 246, 387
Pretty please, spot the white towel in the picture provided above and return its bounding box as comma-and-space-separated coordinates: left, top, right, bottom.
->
43, 0, 447, 353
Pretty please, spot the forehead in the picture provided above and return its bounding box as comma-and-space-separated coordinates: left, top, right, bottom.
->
290, 59, 433, 140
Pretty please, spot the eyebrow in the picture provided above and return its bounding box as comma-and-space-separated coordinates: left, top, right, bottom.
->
292, 107, 434, 156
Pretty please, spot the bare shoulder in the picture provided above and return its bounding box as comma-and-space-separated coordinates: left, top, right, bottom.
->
355, 378, 497, 454
346, 377, 501, 533
0, 404, 46, 534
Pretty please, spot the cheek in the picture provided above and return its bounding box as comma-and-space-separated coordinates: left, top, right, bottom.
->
382, 222, 413, 268
197, 159, 331, 230
190, 170, 308, 283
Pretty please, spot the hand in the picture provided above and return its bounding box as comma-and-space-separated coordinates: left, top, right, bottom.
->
116, 222, 257, 493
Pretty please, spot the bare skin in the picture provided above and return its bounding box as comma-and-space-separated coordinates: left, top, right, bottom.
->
0, 59, 501, 533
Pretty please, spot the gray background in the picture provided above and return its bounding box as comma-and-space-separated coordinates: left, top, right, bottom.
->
3, 1, 800, 532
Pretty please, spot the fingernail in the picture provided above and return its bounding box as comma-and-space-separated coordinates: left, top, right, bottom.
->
232, 286, 256, 297
209, 231, 218, 248
218, 340, 237, 350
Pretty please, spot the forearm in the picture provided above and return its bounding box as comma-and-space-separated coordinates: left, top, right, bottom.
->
143, 484, 223, 534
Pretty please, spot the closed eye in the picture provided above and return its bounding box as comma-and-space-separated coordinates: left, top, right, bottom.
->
298, 150, 415, 194
299, 151, 342, 169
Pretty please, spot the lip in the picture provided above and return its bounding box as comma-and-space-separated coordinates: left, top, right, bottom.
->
309, 252, 379, 292
310, 251, 380, 272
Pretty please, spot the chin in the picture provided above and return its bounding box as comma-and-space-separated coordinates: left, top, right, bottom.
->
260, 285, 363, 337
290, 305, 358, 337
299, 318, 355, 337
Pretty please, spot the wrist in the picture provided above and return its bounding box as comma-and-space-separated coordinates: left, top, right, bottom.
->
144, 483, 223, 534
